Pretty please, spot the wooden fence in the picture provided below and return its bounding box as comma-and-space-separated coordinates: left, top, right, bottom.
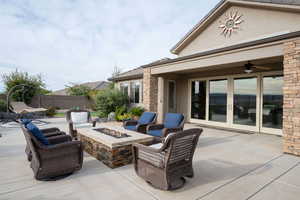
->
29, 95, 93, 109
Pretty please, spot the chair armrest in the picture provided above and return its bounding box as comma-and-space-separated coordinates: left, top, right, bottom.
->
162, 127, 183, 137
136, 124, 148, 134
133, 143, 163, 153
40, 127, 60, 133
147, 124, 164, 131
39, 141, 82, 160
43, 131, 66, 137
48, 135, 72, 145
123, 120, 138, 127
133, 143, 165, 168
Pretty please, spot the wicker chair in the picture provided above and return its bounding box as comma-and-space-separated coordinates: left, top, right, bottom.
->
21, 126, 83, 180
133, 128, 202, 190
25, 127, 66, 161
147, 113, 185, 138
123, 112, 157, 133
66, 109, 96, 139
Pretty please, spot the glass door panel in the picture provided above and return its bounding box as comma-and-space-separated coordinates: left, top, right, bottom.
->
191, 81, 206, 120
209, 79, 227, 123
233, 77, 257, 126
262, 76, 283, 130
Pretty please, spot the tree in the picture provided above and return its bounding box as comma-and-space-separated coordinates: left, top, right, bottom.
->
2, 70, 46, 104
111, 65, 122, 80
66, 83, 93, 97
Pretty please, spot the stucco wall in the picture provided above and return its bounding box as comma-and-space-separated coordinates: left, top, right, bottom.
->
179, 5, 300, 56
176, 79, 189, 120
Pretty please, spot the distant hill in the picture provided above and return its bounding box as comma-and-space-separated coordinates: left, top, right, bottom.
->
51, 81, 110, 96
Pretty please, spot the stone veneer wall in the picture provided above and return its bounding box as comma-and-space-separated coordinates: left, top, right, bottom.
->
143, 68, 158, 112
283, 39, 300, 156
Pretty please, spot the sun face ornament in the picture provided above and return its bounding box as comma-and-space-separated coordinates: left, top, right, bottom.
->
219, 11, 244, 37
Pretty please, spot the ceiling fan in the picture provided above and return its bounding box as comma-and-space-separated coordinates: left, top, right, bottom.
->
244, 61, 272, 73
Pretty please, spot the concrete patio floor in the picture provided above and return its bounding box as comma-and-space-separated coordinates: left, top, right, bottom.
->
0, 118, 299, 200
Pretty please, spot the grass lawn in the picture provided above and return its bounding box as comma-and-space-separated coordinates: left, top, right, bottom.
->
54, 111, 99, 118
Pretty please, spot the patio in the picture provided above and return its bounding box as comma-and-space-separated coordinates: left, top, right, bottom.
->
0, 118, 299, 200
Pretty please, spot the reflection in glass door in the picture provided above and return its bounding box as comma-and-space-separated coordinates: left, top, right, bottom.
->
233, 77, 257, 127
191, 81, 206, 120
262, 75, 283, 131
209, 79, 227, 123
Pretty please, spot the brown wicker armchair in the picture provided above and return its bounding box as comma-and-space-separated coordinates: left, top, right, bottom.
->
21, 126, 83, 180
24, 127, 66, 161
66, 109, 96, 139
133, 128, 202, 190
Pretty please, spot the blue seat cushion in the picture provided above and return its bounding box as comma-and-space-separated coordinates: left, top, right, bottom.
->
148, 129, 163, 137
164, 113, 184, 129
21, 119, 32, 126
124, 125, 137, 131
138, 112, 156, 125
26, 122, 50, 145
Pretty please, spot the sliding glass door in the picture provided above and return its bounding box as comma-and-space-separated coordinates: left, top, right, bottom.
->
190, 72, 283, 135
232, 77, 259, 131
261, 75, 283, 135
209, 79, 228, 123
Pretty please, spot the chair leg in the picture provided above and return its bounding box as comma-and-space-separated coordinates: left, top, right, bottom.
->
27, 152, 32, 161
169, 177, 186, 190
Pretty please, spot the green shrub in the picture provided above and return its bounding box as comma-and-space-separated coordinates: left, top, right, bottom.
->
95, 88, 129, 117
117, 113, 132, 121
129, 106, 144, 117
45, 106, 57, 117
115, 106, 131, 121
0, 99, 7, 112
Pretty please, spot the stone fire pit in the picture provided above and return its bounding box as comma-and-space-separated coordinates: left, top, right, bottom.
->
77, 124, 153, 168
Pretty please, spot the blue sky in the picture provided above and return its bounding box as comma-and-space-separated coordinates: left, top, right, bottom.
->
0, 0, 220, 92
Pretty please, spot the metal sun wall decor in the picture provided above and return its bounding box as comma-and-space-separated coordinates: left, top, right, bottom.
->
219, 10, 244, 37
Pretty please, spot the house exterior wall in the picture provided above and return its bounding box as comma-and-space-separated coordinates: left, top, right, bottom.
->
176, 79, 189, 120
179, 5, 300, 57
283, 39, 300, 156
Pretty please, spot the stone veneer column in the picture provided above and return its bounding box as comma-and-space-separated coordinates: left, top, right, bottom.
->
283, 39, 300, 156
143, 68, 158, 112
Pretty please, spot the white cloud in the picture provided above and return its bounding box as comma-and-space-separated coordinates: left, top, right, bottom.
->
0, 0, 220, 91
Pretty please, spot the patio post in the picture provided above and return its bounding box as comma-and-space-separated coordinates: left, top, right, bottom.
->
283, 39, 300, 156
157, 77, 165, 123
143, 68, 158, 112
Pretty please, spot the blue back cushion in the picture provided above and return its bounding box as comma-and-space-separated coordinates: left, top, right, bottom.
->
164, 113, 184, 129
26, 123, 50, 145
21, 119, 32, 126
138, 112, 156, 125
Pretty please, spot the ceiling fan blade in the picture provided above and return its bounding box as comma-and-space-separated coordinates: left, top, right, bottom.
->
253, 65, 271, 70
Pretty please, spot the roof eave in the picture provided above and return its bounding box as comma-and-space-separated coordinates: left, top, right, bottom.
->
108, 74, 143, 82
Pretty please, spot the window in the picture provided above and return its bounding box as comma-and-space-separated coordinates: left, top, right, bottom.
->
130, 81, 140, 104
120, 83, 129, 96
120, 81, 142, 104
